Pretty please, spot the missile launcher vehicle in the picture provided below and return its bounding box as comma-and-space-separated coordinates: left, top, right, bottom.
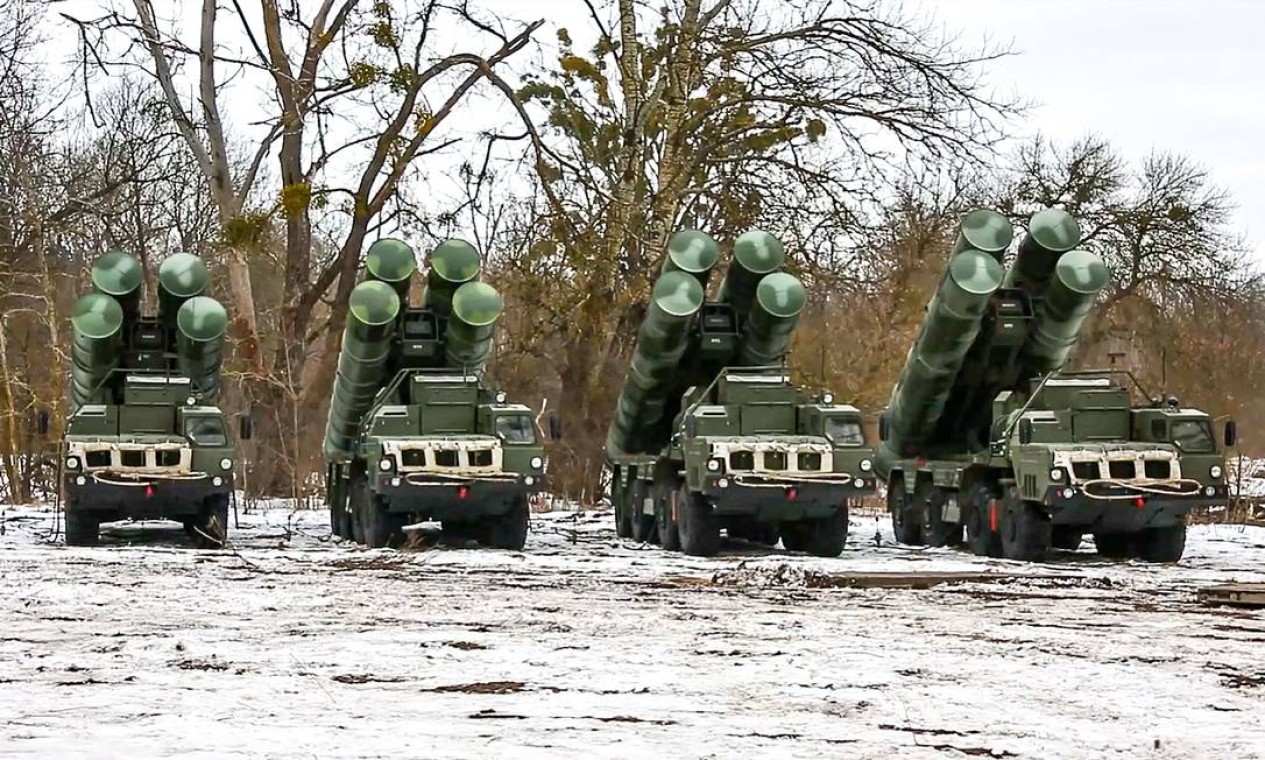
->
605, 229, 877, 558
877, 209, 1235, 562
324, 238, 551, 549
61, 251, 248, 547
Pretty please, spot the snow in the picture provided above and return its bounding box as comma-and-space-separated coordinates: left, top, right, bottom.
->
2, 503, 1264, 759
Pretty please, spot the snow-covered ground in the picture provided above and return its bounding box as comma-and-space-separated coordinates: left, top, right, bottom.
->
1, 503, 1264, 760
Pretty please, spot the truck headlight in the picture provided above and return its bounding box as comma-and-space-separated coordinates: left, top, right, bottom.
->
494, 391, 507, 403
212, 476, 223, 487
219, 458, 233, 471
1210, 465, 1223, 479
859, 458, 873, 472
524, 475, 535, 486
66, 457, 80, 470
530, 456, 543, 469
1049, 468, 1063, 481
379, 457, 394, 472
821, 392, 834, 405
706, 457, 723, 473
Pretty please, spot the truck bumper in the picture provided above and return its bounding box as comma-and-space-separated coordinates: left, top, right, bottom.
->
1043, 483, 1229, 531
701, 478, 873, 521
65, 472, 231, 520
375, 473, 543, 520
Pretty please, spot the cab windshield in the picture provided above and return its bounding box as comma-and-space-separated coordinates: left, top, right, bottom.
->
825, 417, 864, 446
494, 414, 536, 444
185, 416, 228, 447
1170, 418, 1215, 454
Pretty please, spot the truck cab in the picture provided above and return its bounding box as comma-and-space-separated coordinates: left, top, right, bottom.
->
62, 373, 242, 546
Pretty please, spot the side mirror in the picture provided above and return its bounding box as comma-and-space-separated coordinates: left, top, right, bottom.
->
239, 413, 254, 441
1018, 418, 1033, 445
35, 408, 50, 436
684, 414, 698, 438
1225, 419, 1238, 449
877, 413, 889, 442
547, 411, 561, 442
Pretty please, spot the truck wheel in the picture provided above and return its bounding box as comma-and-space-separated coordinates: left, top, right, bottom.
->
349, 471, 368, 544
655, 482, 680, 552
922, 488, 962, 548
780, 521, 809, 552
753, 522, 780, 547
330, 501, 346, 539
628, 480, 655, 543
361, 496, 408, 549
677, 485, 719, 557
1051, 526, 1084, 551
964, 483, 1002, 558
889, 478, 923, 546
1000, 493, 1051, 562
614, 494, 632, 539
488, 497, 530, 551
805, 505, 848, 557
1093, 532, 1135, 559
192, 495, 230, 549
1134, 524, 1187, 563
65, 508, 99, 547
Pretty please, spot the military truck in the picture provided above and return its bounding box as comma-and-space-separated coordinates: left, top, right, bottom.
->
876, 208, 1234, 563
324, 238, 551, 549
60, 250, 247, 547
605, 229, 877, 557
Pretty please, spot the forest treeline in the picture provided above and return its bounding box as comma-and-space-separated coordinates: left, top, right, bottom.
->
2, 0, 1261, 503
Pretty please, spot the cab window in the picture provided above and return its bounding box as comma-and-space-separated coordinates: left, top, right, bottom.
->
1170, 419, 1214, 453
494, 415, 536, 444
825, 417, 864, 446
185, 416, 228, 446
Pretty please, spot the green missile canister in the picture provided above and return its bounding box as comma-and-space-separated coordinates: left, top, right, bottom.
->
736, 272, 807, 366
1002, 208, 1081, 301
1019, 249, 1110, 375
175, 296, 228, 402
365, 238, 418, 302
662, 230, 719, 287
951, 209, 1014, 258
882, 248, 1004, 458
606, 271, 704, 457
444, 281, 504, 370
421, 238, 481, 318
717, 229, 784, 317
70, 292, 124, 409
157, 252, 209, 327
91, 249, 144, 319
323, 280, 401, 460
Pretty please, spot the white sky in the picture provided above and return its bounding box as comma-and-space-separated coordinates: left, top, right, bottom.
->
42, 0, 1265, 258
925, 0, 1264, 255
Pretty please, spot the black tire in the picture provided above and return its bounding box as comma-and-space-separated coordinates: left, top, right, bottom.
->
922, 487, 962, 548
192, 494, 230, 549
805, 505, 848, 558
330, 499, 346, 539
65, 507, 98, 547
1134, 524, 1187, 563
889, 477, 923, 546
361, 493, 407, 549
752, 522, 780, 547
1000, 492, 1051, 562
1051, 525, 1084, 551
655, 481, 680, 552
613, 480, 632, 539
349, 470, 368, 544
627, 480, 655, 542
780, 520, 810, 552
488, 497, 530, 550
1093, 532, 1135, 559
677, 484, 719, 557
964, 483, 1002, 558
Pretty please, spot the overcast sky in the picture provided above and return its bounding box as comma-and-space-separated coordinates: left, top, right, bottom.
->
47, 0, 1264, 257
926, 0, 1264, 256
